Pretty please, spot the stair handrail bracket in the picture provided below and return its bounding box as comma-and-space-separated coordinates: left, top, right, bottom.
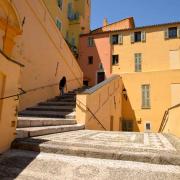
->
76, 75, 123, 131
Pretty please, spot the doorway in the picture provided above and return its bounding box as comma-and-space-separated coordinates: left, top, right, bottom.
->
97, 72, 105, 84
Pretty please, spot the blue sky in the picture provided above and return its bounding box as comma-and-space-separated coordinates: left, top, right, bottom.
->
91, 0, 180, 30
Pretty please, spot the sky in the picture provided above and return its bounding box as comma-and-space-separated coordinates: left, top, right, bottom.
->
91, 0, 180, 30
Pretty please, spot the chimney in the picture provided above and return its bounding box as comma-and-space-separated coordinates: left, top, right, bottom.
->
103, 18, 108, 27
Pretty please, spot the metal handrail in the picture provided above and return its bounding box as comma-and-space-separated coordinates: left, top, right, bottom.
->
0, 77, 82, 101
76, 99, 106, 130
158, 103, 180, 132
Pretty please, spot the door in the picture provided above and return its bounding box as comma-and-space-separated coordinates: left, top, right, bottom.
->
97, 72, 105, 84
122, 120, 133, 131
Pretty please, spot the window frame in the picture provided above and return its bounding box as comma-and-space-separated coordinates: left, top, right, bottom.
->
56, 18, 62, 31
57, 0, 63, 10
88, 56, 93, 65
87, 37, 94, 47
112, 34, 119, 45
168, 27, 177, 39
112, 55, 119, 66
134, 31, 142, 42
141, 84, 151, 109
135, 53, 142, 72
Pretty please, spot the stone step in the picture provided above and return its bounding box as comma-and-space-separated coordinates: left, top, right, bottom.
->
18, 110, 76, 119
17, 117, 77, 128
16, 124, 85, 138
47, 98, 76, 103
1, 150, 180, 180
38, 101, 76, 106
27, 106, 75, 112
12, 131, 180, 166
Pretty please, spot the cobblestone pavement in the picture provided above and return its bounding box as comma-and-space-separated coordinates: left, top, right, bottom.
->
26, 130, 177, 153
0, 150, 180, 180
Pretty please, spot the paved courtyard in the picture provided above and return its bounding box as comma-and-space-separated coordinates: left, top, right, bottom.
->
13, 130, 180, 165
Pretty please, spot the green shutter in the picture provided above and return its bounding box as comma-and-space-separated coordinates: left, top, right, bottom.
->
177, 26, 180, 38
131, 33, 134, 43
141, 31, 146, 42
142, 85, 150, 108
118, 34, 123, 44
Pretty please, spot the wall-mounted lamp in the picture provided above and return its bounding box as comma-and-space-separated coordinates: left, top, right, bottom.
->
122, 88, 127, 100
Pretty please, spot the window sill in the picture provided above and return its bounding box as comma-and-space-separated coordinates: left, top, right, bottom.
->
141, 107, 151, 109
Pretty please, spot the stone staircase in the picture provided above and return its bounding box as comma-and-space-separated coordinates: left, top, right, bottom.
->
17, 88, 87, 138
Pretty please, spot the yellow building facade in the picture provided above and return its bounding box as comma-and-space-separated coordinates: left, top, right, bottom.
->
111, 23, 180, 132
79, 21, 180, 133
43, 0, 91, 51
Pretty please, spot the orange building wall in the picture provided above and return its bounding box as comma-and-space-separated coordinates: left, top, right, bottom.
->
79, 33, 111, 86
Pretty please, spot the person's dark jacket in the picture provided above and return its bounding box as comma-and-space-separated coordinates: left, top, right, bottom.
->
59, 77, 66, 89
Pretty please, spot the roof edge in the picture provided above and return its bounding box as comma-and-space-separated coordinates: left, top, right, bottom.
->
81, 21, 180, 37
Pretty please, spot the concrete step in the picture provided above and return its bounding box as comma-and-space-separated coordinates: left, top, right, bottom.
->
18, 110, 76, 119
17, 117, 77, 128
16, 124, 85, 138
39, 101, 76, 106
48, 98, 76, 103
27, 106, 75, 112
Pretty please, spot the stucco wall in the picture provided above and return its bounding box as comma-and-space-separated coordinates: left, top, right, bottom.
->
12, 0, 83, 110
0, 53, 21, 153
76, 75, 122, 131
112, 24, 180, 73
121, 70, 180, 132
79, 33, 111, 86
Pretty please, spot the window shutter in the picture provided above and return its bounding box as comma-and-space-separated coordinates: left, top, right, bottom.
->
118, 34, 123, 44
164, 29, 169, 39
141, 31, 146, 42
177, 26, 180, 38
109, 35, 113, 44
131, 33, 134, 43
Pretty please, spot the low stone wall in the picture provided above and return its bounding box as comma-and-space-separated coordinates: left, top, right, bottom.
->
76, 75, 123, 131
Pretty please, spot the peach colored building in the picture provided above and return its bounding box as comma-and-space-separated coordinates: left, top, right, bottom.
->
79, 17, 134, 86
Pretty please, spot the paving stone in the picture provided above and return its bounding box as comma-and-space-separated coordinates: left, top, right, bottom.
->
0, 150, 180, 180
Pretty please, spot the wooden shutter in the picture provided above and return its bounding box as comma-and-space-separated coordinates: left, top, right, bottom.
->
109, 35, 113, 44
177, 26, 180, 38
164, 29, 169, 39
141, 31, 146, 42
131, 33, 134, 43
118, 34, 123, 44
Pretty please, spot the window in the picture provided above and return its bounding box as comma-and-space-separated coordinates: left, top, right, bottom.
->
135, 53, 142, 72
112, 35, 119, 44
68, 3, 73, 19
131, 31, 146, 43
111, 34, 123, 45
122, 120, 133, 131
56, 19, 62, 31
57, 0, 63, 10
88, 37, 94, 47
88, 56, 93, 64
112, 55, 119, 65
168, 27, 177, 38
142, 85, 150, 108
145, 122, 151, 131
134, 31, 142, 42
